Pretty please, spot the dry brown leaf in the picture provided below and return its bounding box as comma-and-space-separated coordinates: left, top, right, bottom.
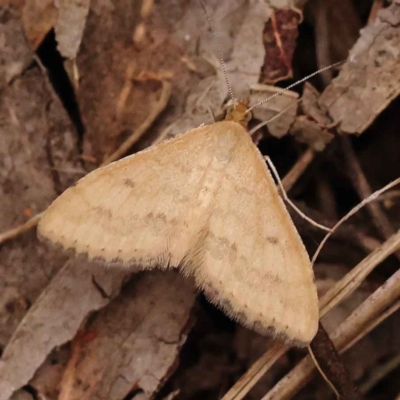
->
0, 32, 78, 353
0, 5, 33, 84
290, 116, 334, 151
77, 0, 273, 160
301, 82, 332, 126
261, 7, 302, 83
58, 272, 196, 400
29, 346, 71, 400
0, 261, 129, 400
319, 2, 400, 134
249, 84, 298, 138
55, 0, 90, 59
22, 0, 57, 50
10, 390, 34, 400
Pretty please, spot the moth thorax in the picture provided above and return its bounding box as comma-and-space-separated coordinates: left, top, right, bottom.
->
225, 100, 252, 128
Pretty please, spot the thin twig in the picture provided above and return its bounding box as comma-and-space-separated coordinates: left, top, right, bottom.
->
314, 0, 332, 87
312, 176, 400, 264
308, 323, 361, 400
221, 344, 286, 400
248, 99, 301, 136
371, 189, 400, 203
262, 267, 400, 399
359, 351, 400, 393
101, 80, 172, 166
340, 136, 400, 261
342, 299, 400, 353
282, 148, 316, 192
222, 229, 400, 400
0, 213, 43, 245
319, 228, 400, 318
308, 343, 341, 398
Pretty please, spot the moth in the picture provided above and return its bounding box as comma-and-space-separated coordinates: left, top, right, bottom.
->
38, 2, 321, 348
38, 97, 318, 347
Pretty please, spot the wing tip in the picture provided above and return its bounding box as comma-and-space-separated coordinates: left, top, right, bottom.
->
197, 275, 318, 347
38, 225, 176, 272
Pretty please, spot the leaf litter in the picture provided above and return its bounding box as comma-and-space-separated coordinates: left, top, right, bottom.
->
0, 0, 400, 399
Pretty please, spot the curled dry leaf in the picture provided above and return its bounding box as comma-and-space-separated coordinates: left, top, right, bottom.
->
319, 1, 400, 134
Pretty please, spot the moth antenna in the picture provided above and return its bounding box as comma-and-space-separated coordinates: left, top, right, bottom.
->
199, 0, 236, 102
249, 99, 301, 135
246, 61, 344, 114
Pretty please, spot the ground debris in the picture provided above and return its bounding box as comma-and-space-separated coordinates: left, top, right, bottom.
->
1, 1, 400, 399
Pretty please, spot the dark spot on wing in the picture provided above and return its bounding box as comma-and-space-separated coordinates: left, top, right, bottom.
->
124, 178, 135, 188
110, 257, 123, 265
266, 236, 278, 245
92, 255, 107, 264
92, 206, 113, 219
156, 213, 167, 222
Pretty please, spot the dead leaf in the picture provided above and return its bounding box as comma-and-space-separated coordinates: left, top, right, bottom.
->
0, 5, 33, 84
58, 271, 196, 400
301, 82, 332, 126
261, 8, 302, 83
290, 115, 334, 151
0, 40, 79, 363
10, 390, 34, 400
22, 0, 57, 51
29, 346, 71, 400
250, 83, 298, 138
319, 2, 400, 134
0, 260, 129, 400
55, 0, 90, 59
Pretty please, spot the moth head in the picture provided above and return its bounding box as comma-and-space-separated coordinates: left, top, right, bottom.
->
225, 100, 252, 128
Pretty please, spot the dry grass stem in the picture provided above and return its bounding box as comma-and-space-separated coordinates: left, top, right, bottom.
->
262, 267, 400, 399
359, 352, 400, 393
0, 213, 43, 245
340, 136, 400, 261
319, 229, 400, 317
221, 343, 287, 400
343, 299, 400, 353
281, 148, 316, 192
101, 80, 172, 166
223, 229, 400, 400
312, 176, 400, 264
